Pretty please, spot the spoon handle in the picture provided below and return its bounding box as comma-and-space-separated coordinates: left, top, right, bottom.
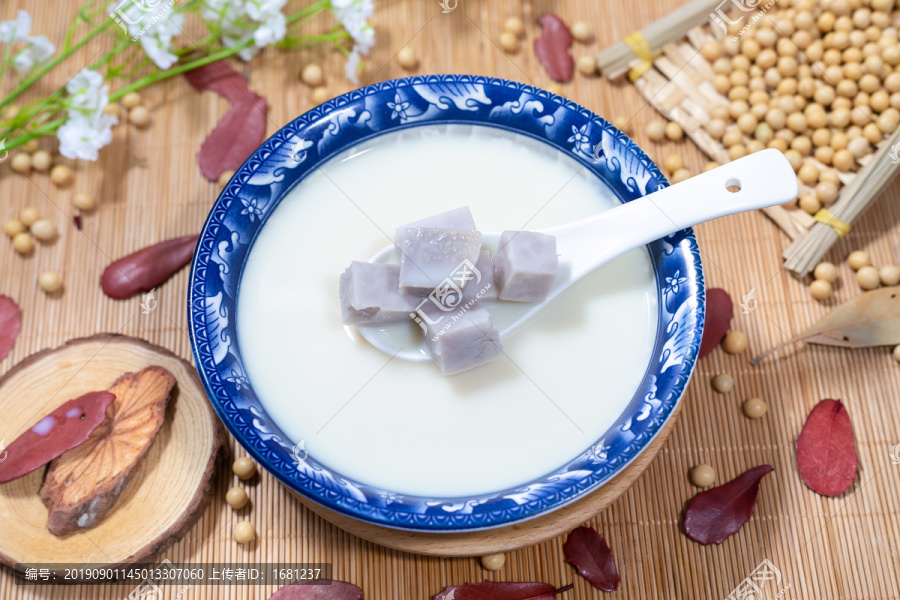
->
544, 149, 799, 281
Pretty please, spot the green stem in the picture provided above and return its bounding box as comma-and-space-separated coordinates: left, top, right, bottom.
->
1, 0, 334, 144
0, 17, 113, 111
287, 0, 330, 24
110, 44, 247, 100
110, 2, 332, 99
0, 38, 11, 89
4, 117, 66, 151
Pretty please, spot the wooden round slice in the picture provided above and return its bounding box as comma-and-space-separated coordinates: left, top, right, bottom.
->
289, 400, 683, 556
0, 334, 224, 572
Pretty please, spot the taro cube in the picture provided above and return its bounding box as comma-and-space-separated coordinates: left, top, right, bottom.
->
396, 208, 482, 296
418, 304, 503, 376
493, 231, 558, 302
339, 261, 420, 326
401, 206, 477, 231
461, 249, 497, 303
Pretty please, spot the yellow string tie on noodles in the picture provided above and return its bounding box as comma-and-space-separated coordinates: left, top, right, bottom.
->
813, 208, 851, 238
624, 32, 661, 82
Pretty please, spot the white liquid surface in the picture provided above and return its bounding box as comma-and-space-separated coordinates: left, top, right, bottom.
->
238, 124, 659, 497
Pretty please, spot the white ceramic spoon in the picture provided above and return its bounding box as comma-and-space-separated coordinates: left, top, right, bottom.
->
358, 148, 798, 362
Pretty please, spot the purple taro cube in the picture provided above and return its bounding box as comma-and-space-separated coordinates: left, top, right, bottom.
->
419, 304, 503, 376
461, 249, 497, 303
401, 206, 477, 230
493, 230, 558, 302
339, 262, 420, 326
396, 208, 482, 296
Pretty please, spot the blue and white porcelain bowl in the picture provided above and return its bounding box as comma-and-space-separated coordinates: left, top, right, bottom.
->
188, 75, 705, 532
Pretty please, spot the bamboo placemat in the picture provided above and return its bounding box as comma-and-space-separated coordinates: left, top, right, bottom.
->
1, 0, 899, 598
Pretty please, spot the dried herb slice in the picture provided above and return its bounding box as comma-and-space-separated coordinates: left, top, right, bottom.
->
101, 234, 199, 299
699, 288, 733, 358
796, 399, 858, 497
0, 391, 115, 483
562, 526, 620, 591
434, 582, 574, 600
269, 580, 363, 599
40, 366, 175, 535
534, 14, 574, 82
682, 465, 773, 545
0, 294, 22, 362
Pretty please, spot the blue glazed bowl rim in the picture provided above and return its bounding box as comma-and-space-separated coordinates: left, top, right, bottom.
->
188, 74, 705, 532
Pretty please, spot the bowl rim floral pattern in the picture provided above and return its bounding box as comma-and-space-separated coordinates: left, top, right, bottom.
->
188, 75, 705, 532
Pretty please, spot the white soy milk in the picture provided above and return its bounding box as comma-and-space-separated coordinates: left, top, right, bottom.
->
238, 124, 658, 498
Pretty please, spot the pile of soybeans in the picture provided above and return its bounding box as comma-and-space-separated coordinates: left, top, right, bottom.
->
696, 0, 900, 216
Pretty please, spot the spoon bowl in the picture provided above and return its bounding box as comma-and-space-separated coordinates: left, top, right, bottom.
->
359, 149, 798, 362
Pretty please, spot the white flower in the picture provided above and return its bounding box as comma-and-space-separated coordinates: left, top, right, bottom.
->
138, 11, 184, 69
344, 48, 361, 83
253, 10, 285, 48
65, 68, 108, 114
222, 30, 258, 60
201, 0, 288, 60
59, 68, 116, 161
107, 1, 183, 70
11, 35, 55, 74
244, 0, 287, 21
353, 24, 375, 54
57, 110, 117, 161
331, 0, 374, 43
201, 0, 240, 22
331, 0, 375, 83
0, 10, 31, 44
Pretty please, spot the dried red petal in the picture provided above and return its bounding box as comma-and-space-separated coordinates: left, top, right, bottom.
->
796, 399, 858, 496
0, 391, 115, 483
101, 234, 199, 299
562, 526, 620, 591
197, 97, 267, 182
185, 61, 268, 182
434, 582, 573, 600
185, 61, 249, 104
73, 213, 83, 230
0, 295, 22, 362
534, 14, 574, 83
269, 580, 363, 599
699, 288, 733, 358
682, 465, 774, 545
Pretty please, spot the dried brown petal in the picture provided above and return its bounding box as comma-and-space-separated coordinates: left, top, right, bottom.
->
699, 288, 733, 358
682, 465, 773, 545
185, 61, 268, 182
562, 526, 620, 591
434, 582, 573, 600
269, 580, 363, 599
0, 294, 22, 362
534, 14, 574, 83
100, 234, 198, 299
796, 400, 858, 496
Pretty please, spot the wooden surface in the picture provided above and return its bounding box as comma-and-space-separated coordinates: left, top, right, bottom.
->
0, 335, 223, 573
0, 0, 899, 598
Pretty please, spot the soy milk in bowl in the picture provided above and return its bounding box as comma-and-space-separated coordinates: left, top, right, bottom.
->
189, 77, 703, 531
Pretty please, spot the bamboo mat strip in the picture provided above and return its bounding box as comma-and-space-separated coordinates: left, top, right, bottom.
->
0, 0, 899, 599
